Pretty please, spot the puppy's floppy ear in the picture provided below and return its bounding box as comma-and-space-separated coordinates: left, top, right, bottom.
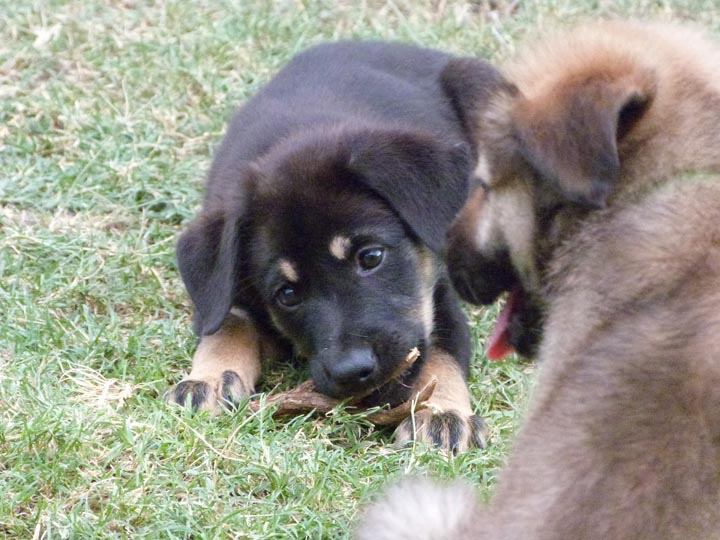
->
441, 57, 517, 146
176, 170, 256, 336
348, 131, 471, 252
513, 72, 656, 207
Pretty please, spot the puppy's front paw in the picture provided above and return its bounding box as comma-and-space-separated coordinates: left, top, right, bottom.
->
165, 370, 252, 414
394, 409, 486, 454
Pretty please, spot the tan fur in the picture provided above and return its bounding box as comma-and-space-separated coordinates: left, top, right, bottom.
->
413, 349, 473, 417
394, 348, 483, 453
506, 21, 720, 182
413, 247, 437, 340
329, 235, 351, 260
359, 21, 720, 539
166, 313, 264, 413
371, 215, 720, 536
278, 258, 299, 283
394, 245, 482, 451
461, 21, 720, 293
483, 180, 720, 540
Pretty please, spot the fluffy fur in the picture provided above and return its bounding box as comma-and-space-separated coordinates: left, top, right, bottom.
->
356, 478, 479, 540
358, 21, 720, 539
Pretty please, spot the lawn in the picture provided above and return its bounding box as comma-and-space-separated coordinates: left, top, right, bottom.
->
2, 0, 718, 538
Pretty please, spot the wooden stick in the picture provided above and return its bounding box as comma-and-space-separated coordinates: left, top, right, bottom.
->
247, 380, 339, 416
247, 348, 433, 426
365, 377, 437, 425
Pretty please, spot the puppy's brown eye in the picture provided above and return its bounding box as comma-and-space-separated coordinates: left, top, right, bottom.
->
357, 246, 384, 272
275, 284, 301, 308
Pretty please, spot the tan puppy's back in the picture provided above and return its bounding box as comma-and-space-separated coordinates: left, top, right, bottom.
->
492, 180, 720, 540
358, 181, 720, 540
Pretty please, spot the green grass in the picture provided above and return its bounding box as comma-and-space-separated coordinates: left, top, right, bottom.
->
2, 0, 718, 538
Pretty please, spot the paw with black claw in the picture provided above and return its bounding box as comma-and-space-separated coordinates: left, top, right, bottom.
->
164, 370, 251, 414
394, 409, 487, 455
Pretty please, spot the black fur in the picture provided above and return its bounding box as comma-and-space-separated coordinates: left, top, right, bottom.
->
176, 41, 495, 404
172, 380, 209, 410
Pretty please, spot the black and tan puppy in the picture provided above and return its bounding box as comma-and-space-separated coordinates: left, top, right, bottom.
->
357, 21, 720, 538
167, 41, 503, 452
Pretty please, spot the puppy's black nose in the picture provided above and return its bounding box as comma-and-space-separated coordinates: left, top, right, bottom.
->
327, 349, 377, 385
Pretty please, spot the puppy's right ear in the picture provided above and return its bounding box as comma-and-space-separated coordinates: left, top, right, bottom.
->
176, 172, 256, 336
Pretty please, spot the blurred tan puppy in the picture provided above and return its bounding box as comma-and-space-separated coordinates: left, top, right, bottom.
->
356, 21, 720, 540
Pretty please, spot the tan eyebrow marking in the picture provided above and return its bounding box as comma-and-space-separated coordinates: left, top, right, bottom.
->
278, 259, 299, 282
474, 152, 492, 184
329, 235, 351, 260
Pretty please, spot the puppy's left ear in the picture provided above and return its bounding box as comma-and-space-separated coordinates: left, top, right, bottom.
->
348, 131, 471, 252
513, 71, 656, 207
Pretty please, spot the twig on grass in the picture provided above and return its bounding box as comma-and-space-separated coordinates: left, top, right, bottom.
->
247, 348, 435, 425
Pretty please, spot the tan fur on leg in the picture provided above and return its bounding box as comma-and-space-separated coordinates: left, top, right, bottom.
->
394, 348, 485, 453
166, 313, 263, 413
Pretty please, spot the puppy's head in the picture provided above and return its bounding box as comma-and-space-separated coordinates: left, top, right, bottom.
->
442, 43, 658, 359
177, 128, 470, 400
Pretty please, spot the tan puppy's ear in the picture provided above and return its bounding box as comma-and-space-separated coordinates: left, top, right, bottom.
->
512, 72, 656, 207
441, 57, 518, 148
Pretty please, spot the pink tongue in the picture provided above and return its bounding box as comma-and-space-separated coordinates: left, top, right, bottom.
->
486, 289, 519, 361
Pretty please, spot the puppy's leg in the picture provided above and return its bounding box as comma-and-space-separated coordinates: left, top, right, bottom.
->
395, 282, 486, 454
394, 348, 486, 454
165, 312, 263, 413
